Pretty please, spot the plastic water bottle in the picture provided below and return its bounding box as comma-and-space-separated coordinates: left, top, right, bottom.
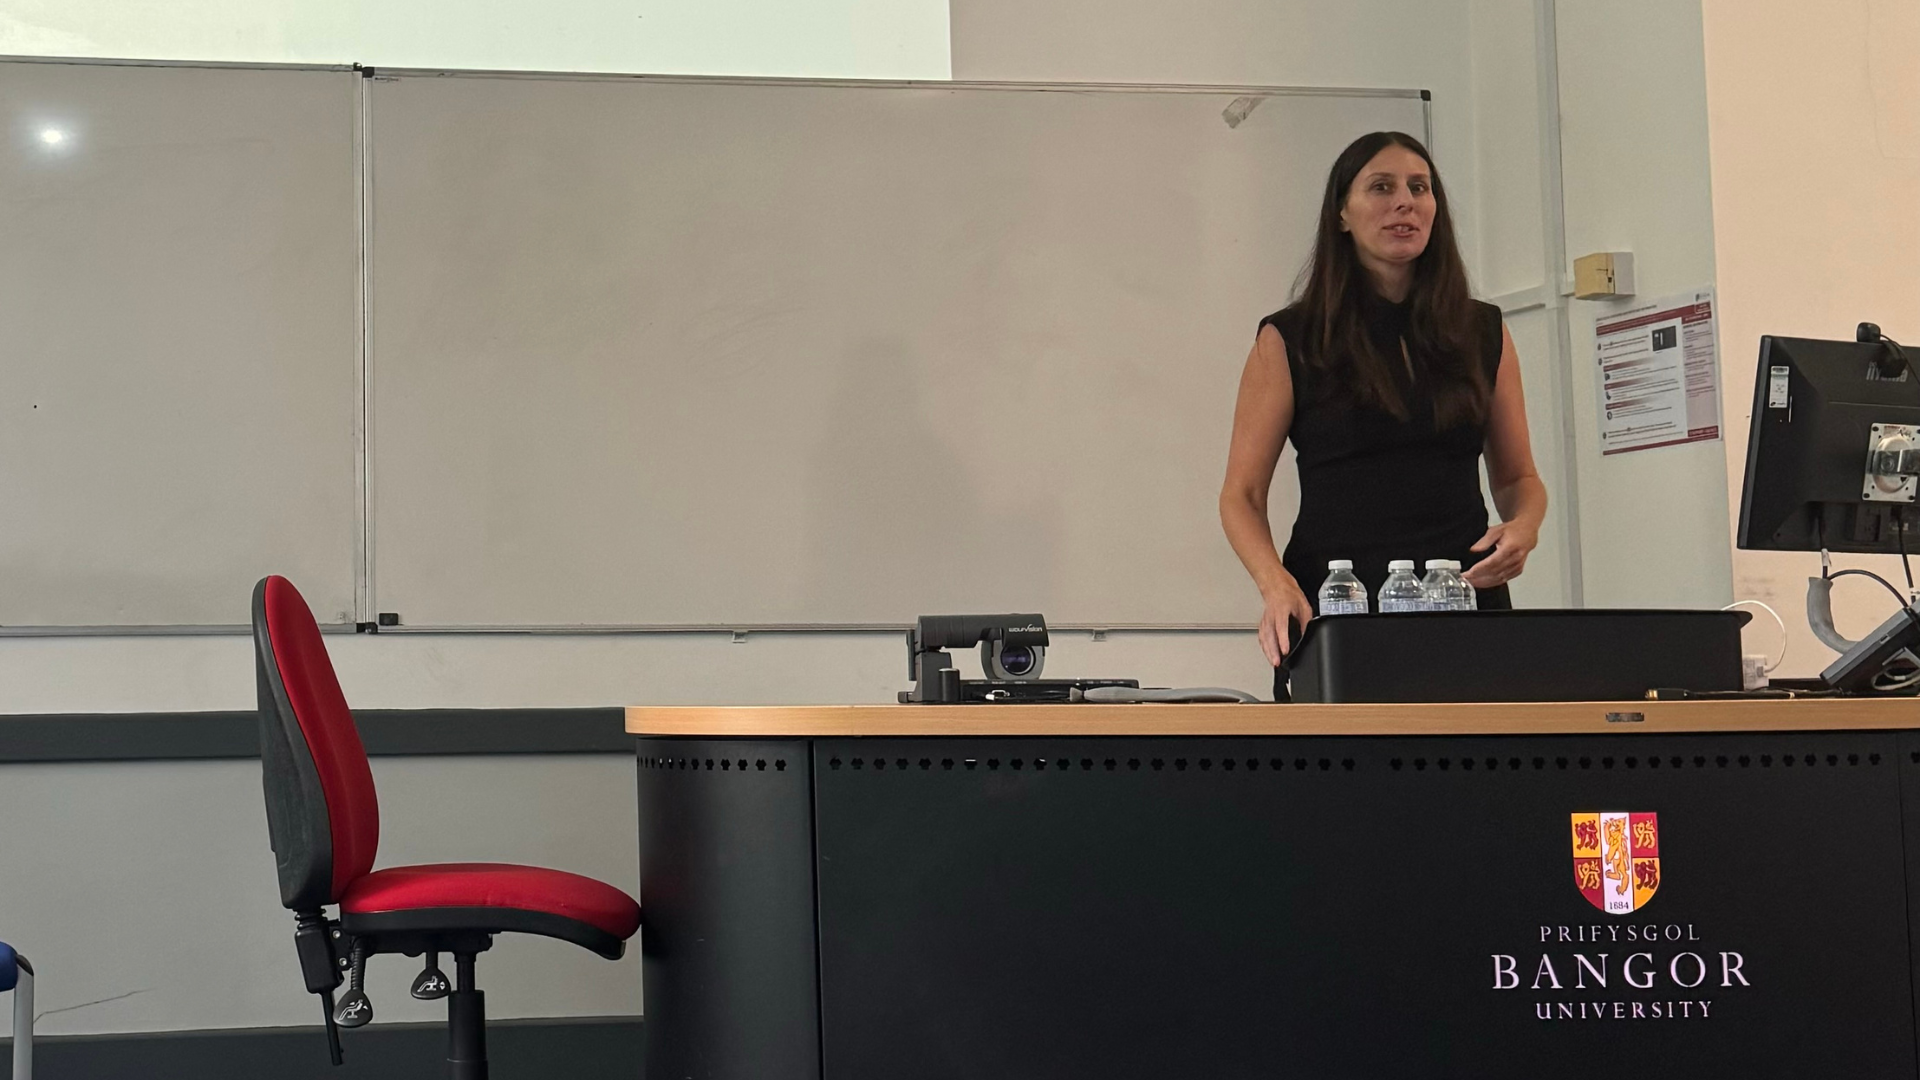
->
1422, 559, 1471, 612
1317, 559, 1369, 615
1380, 560, 1426, 613
1420, 560, 1450, 611
1450, 560, 1478, 611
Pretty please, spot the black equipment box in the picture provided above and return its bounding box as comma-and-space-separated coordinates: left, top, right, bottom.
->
954, 678, 1140, 704
1282, 609, 1751, 703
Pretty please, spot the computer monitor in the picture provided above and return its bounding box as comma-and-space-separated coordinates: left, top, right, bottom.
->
1737, 335, 1920, 554
1738, 334, 1920, 692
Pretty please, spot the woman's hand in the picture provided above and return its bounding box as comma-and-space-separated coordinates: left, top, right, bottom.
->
1258, 577, 1316, 667
1464, 519, 1539, 589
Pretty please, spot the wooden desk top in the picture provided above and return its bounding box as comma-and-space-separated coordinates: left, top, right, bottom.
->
626, 698, 1920, 738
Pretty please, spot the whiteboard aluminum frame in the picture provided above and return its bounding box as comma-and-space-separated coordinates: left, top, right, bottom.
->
363, 65, 1424, 98
370, 622, 1255, 635
0, 624, 352, 637
355, 70, 377, 625
0, 623, 1246, 637
0, 54, 358, 72
1533, 0, 1586, 607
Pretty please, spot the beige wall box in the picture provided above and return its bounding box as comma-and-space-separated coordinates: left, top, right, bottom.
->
1573, 251, 1636, 299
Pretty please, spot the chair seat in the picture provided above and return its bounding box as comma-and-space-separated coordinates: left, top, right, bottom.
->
340, 863, 640, 952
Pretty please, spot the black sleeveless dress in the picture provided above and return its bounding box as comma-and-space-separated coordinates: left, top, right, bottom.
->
1260, 293, 1515, 617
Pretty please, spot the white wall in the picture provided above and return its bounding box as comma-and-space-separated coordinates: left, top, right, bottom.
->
1467, 0, 1545, 302
1467, 0, 1577, 609
0, 0, 950, 79
1702, 0, 1920, 675
0, 754, 640, 1038
1553, 0, 1733, 610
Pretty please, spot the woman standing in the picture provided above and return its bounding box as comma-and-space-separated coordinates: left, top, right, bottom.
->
1220, 131, 1548, 687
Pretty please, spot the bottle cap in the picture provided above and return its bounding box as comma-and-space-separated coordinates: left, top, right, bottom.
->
1425, 559, 1449, 570
1388, 559, 1415, 572
1327, 559, 1353, 571
1448, 560, 1464, 570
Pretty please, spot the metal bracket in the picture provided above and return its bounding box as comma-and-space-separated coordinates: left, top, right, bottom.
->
291, 911, 354, 1065
1863, 423, 1920, 503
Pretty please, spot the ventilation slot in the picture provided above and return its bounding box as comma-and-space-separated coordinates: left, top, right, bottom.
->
640, 756, 785, 773
819, 752, 1360, 776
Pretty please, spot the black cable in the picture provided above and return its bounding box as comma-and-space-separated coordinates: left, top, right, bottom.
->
1882, 336, 1913, 380
1900, 516, 1915, 595
1829, 568, 1910, 607
1646, 687, 1844, 700
1884, 336, 1913, 381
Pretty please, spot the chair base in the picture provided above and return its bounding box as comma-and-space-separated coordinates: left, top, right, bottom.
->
363, 933, 496, 1080
448, 955, 487, 1080
11, 961, 31, 1080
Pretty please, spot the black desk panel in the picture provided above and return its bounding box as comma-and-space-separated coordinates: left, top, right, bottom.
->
638, 740, 820, 1080
640, 731, 1920, 1080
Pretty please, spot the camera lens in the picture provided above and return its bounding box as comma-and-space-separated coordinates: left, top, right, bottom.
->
998, 645, 1036, 677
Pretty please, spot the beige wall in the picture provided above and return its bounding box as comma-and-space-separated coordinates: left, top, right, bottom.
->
1703, 0, 1920, 675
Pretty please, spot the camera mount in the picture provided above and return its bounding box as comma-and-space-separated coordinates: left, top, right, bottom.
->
900, 614, 1049, 703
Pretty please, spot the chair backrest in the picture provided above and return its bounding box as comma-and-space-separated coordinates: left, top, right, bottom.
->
253, 576, 379, 909
0, 941, 16, 993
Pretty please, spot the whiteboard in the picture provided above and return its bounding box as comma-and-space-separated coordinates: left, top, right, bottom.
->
0, 60, 361, 627
366, 73, 1428, 627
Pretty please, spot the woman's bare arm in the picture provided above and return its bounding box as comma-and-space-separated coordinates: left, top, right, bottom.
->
1221, 325, 1313, 661
1466, 321, 1549, 588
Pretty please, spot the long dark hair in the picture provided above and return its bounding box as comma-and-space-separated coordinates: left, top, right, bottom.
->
1290, 131, 1487, 428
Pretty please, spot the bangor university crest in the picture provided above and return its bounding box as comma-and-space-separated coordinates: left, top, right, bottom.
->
1571, 812, 1660, 914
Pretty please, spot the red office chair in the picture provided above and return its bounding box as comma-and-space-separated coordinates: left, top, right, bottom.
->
252, 576, 640, 1079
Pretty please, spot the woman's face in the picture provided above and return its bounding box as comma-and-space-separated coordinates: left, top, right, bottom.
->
1339, 145, 1436, 269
